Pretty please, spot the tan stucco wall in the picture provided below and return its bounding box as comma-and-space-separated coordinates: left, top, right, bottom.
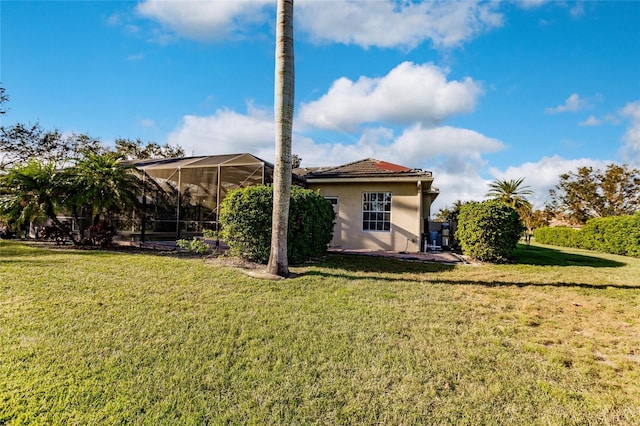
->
308, 181, 433, 252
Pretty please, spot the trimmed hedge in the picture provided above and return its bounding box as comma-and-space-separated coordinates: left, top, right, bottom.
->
533, 212, 640, 257
456, 200, 524, 262
533, 226, 580, 248
219, 185, 335, 264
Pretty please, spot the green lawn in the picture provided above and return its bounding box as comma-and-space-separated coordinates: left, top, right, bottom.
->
1, 240, 639, 425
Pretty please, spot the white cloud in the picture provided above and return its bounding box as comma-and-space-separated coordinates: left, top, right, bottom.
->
517, 0, 550, 9
517, 0, 586, 18
140, 118, 155, 128
135, 0, 502, 49
429, 166, 490, 213
569, 2, 586, 18
579, 115, 601, 126
166, 103, 275, 159
136, 0, 272, 41
392, 124, 504, 161
620, 101, 640, 165
297, 0, 503, 49
545, 93, 587, 114
299, 62, 483, 131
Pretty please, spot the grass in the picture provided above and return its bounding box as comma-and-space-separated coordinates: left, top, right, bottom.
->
1, 240, 639, 424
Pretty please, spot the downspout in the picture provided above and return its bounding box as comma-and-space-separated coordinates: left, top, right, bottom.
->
216, 164, 222, 243
176, 167, 181, 240
417, 181, 423, 253
141, 172, 146, 244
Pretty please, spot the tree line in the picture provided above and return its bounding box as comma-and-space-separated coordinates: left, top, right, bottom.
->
437, 164, 640, 231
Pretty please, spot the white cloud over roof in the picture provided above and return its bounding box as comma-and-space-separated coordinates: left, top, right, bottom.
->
299, 62, 482, 130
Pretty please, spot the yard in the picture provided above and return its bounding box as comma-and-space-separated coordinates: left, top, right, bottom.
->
1, 240, 639, 424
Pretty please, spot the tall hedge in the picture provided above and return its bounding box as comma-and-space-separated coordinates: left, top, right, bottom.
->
456, 200, 524, 262
219, 185, 335, 264
534, 212, 640, 257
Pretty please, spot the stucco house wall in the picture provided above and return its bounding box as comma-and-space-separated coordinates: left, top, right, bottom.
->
307, 180, 435, 252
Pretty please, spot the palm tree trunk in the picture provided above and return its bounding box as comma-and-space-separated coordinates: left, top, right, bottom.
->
267, 0, 295, 277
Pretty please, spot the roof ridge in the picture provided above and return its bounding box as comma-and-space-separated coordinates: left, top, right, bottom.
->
320, 158, 376, 172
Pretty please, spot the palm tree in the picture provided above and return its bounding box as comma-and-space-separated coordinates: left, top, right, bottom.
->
486, 178, 533, 209
68, 152, 144, 226
267, 0, 295, 277
0, 159, 76, 242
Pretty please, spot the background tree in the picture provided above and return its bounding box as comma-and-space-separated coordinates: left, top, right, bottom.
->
0, 125, 104, 171
548, 164, 640, 225
434, 200, 469, 223
0, 86, 8, 115
518, 205, 549, 234
486, 178, 533, 209
267, 0, 295, 277
291, 154, 302, 169
115, 138, 184, 160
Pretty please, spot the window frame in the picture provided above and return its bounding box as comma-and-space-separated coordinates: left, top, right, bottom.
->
362, 192, 392, 232
324, 196, 339, 211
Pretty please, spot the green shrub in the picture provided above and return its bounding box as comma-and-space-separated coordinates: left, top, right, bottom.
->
533, 226, 580, 248
202, 228, 218, 240
533, 212, 640, 257
579, 213, 640, 257
219, 185, 335, 264
456, 200, 524, 262
176, 238, 210, 255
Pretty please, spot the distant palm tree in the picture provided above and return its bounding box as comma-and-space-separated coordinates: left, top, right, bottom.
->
486, 178, 533, 209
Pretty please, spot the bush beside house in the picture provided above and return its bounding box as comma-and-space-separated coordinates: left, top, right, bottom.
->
219, 185, 335, 264
456, 200, 524, 262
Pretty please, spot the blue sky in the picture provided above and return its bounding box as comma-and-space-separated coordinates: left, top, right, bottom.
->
2, 0, 639, 211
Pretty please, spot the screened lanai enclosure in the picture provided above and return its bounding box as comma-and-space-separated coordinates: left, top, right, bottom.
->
129, 153, 274, 240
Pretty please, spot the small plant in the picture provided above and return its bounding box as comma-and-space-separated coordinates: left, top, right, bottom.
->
87, 221, 116, 247
202, 228, 219, 240
176, 238, 210, 255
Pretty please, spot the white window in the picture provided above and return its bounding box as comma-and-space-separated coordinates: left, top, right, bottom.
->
362, 192, 391, 231
325, 196, 338, 213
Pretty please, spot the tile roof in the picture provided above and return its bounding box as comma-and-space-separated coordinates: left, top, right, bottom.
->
303, 158, 432, 179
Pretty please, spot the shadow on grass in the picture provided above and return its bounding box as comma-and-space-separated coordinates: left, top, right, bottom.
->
304, 269, 640, 290
302, 271, 640, 291
318, 254, 456, 274
303, 252, 638, 290
512, 244, 626, 267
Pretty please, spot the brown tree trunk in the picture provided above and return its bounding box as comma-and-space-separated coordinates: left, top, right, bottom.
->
267, 0, 295, 277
